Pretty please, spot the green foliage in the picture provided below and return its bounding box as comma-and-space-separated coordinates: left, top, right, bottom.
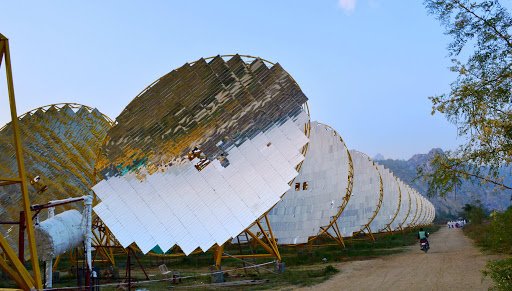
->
483, 258, 512, 291
464, 206, 512, 252
462, 202, 487, 224
274, 265, 339, 287
464, 207, 512, 289
417, 152, 464, 197
422, 0, 512, 197
487, 207, 512, 253
0, 227, 440, 289
464, 206, 512, 253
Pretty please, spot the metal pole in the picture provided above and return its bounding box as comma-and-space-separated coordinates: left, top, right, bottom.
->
45, 207, 55, 289
18, 211, 25, 263
127, 249, 131, 291
84, 195, 93, 290
3, 33, 43, 289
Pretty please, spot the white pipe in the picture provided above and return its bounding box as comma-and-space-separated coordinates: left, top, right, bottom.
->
45, 207, 55, 289
83, 195, 93, 271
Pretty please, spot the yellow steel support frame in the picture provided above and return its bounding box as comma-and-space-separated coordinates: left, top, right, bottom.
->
0, 235, 34, 290
319, 220, 345, 247
382, 177, 402, 233
422, 208, 427, 227
415, 198, 426, 227
213, 244, 224, 269
92, 217, 117, 265
52, 255, 61, 272
408, 195, 420, 229
415, 196, 424, 228
417, 200, 425, 227
397, 188, 412, 231
354, 160, 384, 241
0, 253, 26, 288
0, 33, 43, 290
213, 214, 282, 265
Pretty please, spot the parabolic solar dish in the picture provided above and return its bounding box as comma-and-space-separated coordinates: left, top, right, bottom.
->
414, 194, 425, 226
430, 204, 436, 224
370, 164, 401, 232
92, 55, 310, 255
416, 196, 425, 226
399, 185, 414, 229
421, 198, 428, 225
428, 204, 433, 224
0, 103, 112, 242
420, 197, 433, 225
331, 150, 382, 237
391, 179, 409, 230
430, 204, 435, 224
264, 122, 352, 245
406, 190, 420, 227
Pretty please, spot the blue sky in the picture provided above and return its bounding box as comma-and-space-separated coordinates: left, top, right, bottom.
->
0, 1, 464, 159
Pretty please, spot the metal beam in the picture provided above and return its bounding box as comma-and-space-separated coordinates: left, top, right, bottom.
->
0, 256, 29, 290
1, 33, 43, 289
0, 233, 35, 289
245, 229, 275, 256
220, 254, 274, 259
214, 244, 224, 269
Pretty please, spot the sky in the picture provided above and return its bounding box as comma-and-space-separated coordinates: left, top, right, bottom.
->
0, 0, 467, 160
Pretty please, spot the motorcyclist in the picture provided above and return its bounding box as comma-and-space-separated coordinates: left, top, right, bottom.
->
417, 228, 430, 249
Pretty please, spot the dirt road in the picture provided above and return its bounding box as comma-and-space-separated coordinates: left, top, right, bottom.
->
299, 227, 497, 291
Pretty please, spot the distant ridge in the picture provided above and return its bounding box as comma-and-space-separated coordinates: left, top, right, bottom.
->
373, 153, 385, 161
377, 148, 512, 220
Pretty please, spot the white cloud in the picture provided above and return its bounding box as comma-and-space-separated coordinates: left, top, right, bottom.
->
338, 0, 356, 13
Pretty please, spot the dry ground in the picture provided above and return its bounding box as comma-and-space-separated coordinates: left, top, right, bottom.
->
297, 227, 498, 291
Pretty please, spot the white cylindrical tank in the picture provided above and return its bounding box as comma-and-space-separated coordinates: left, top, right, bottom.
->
35, 209, 84, 261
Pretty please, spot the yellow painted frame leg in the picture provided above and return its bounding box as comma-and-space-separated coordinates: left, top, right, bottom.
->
321, 220, 345, 248
219, 212, 283, 265
0, 33, 42, 290
0, 234, 35, 289
214, 244, 224, 269
0, 256, 28, 290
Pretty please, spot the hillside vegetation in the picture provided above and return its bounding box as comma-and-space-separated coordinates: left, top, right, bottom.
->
376, 149, 512, 220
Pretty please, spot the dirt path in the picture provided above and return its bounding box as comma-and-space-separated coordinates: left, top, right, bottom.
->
298, 227, 497, 291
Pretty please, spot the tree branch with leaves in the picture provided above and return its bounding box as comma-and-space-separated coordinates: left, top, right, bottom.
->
422, 0, 512, 197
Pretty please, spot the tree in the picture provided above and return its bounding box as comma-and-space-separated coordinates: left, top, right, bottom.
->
421, 0, 512, 197
461, 201, 486, 223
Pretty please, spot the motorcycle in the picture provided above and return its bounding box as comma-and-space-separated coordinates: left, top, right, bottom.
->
420, 238, 430, 253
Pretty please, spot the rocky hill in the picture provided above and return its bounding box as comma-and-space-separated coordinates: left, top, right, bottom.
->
376, 149, 512, 220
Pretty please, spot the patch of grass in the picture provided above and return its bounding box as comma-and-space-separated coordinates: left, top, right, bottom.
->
0, 226, 441, 289
252, 265, 340, 290
464, 208, 512, 255
278, 226, 440, 266
483, 258, 512, 291
280, 265, 339, 286
463, 206, 512, 290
